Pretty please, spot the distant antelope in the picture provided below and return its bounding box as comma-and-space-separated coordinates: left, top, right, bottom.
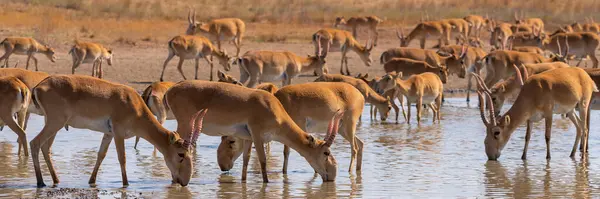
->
0, 76, 30, 156
488, 21, 513, 50
437, 44, 487, 101
514, 13, 544, 31
380, 47, 451, 69
334, 16, 384, 46
511, 46, 544, 54
464, 15, 488, 38
489, 63, 569, 115
313, 28, 373, 75
355, 73, 407, 122
482, 50, 566, 88
383, 58, 449, 84
186, 10, 245, 56
473, 66, 595, 160
396, 21, 452, 49
237, 50, 326, 88
69, 41, 113, 79
378, 72, 443, 124
165, 80, 342, 182
30, 75, 199, 187
217, 82, 365, 174
441, 18, 471, 43
540, 32, 600, 68
0, 37, 56, 71
159, 35, 233, 82
314, 74, 395, 121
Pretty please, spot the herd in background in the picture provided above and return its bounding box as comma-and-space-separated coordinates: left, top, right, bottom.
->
0, 10, 600, 188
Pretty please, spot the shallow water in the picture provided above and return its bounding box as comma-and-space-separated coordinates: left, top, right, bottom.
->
0, 97, 599, 198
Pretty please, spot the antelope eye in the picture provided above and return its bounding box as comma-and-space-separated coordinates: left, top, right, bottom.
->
229, 140, 235, 144
324, 151, 330, 156
178, 153, 185, 158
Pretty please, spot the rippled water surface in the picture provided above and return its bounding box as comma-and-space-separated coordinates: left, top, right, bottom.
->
0, 97, 599, 198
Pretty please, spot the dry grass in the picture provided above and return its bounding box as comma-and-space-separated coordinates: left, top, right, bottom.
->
1, 0, 600, 47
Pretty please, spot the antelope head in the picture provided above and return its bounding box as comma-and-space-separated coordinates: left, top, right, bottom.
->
105, 48, 114, 66
514, 12, 524, 25
548, 36, 569, 63
355, 39, 374, 67
334, 17, 347, 28
396, 28, 409, 47
306, 110, 343, 181
43, 45, 57, 63
217, 136, 244, 171
217, 70, 243, 86
186, 9, 208, 35
307, 54, 327, 75
489, 64, 528, 117
165, 109, 208, 186
213, 49, 233, 71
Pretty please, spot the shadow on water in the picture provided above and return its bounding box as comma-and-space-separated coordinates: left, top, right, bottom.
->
0, 97, 598, 197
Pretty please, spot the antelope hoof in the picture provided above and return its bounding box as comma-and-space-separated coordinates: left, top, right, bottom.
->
37, 182, 47, 188
122, 183, 129, 188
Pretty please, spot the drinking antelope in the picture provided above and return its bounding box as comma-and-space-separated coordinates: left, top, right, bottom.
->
473, 66, 595, 160
396, 21, 452, 49
0, 37, 56, 71
217, 82, 365, 174
313, 28, 373, 75
378, 72, 443, 124
489, 63, 569, 116
69, 40, 113, 79
159, 35, 233, 82
334, 16, 384, 46
30, 75, 199, 187
186, 10, 245, 56
237, 50, 326, 88
383, 58, 449, 84
0, 76, 30, 156
165, 81, 342, 182
314, 74, 395, 121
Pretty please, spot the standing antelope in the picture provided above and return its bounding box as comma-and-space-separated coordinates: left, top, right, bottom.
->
0, 68, 49, 131
514, 13, 544, 31
540, 32, 600, 68
0, 76, 30, 156
30, 75, 199, 187
378, 72, 443, 124
69, 41, 113, 79
473, 66, 595, 160
0, 37, 56, 71
355, 73, 407, 121
237, 50, 326, 88
159, 35, 233, 82
396, 21, 452, 49
441, 18, 471, 43
165, 80, 342, 182
464, 15, 488, 38
383, 58, 449, 84
133, 81, 176, 151
489, 63, 569, 115
488, 21, 514, 50
482, 50, 566, 88
186, 10, 245, 56
437, 44, 487, 101
217, 82, 365, 174
313, 28, 373, 75
314, 74, 395, 121
333, 16, 384, 46
380, 47, 451, 69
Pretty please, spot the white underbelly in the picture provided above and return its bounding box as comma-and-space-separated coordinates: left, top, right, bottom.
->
202, 124, 252, 140
260, 72, 286, 82
67, 116, 113, 135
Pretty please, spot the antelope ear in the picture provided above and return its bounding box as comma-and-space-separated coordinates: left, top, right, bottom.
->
169, 132, 179, 145
504, 116, 511, 126
306, 134, 318, 148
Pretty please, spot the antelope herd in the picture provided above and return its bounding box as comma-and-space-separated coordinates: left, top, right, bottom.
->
2, 10, 600, 188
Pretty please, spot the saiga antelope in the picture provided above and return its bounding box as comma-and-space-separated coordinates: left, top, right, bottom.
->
378, 72, 443, 124
380, 47, 451, 69
334, 16, 384, 46
0, 37, 56, 71
464, 15, 488, 38
217, 82, 365, 174
159, 35, 233, 82
383, 58, 449, 84
437, 44, 487, 101
186, 10, 245, 56
355, 73, 407, 121
511, 46, 544, 54
314, 74, 395, 121
482, 50, 566, 88
514, 13, 544, 31
473, 66, 595, 160
313, 28, 373, 75
0, 68, 49, 131
165, 81, 342, 182
0, 76, 30, 156
489, 63, 569, 116
539, 32, 600, 68
237, 50, 326, 88
30, 75, 199, 187
396, 22, 452, 49
69, 41, 113, 79
441, 18, 471, 43
133, 81, 176, 151
488, 21, 513, 50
